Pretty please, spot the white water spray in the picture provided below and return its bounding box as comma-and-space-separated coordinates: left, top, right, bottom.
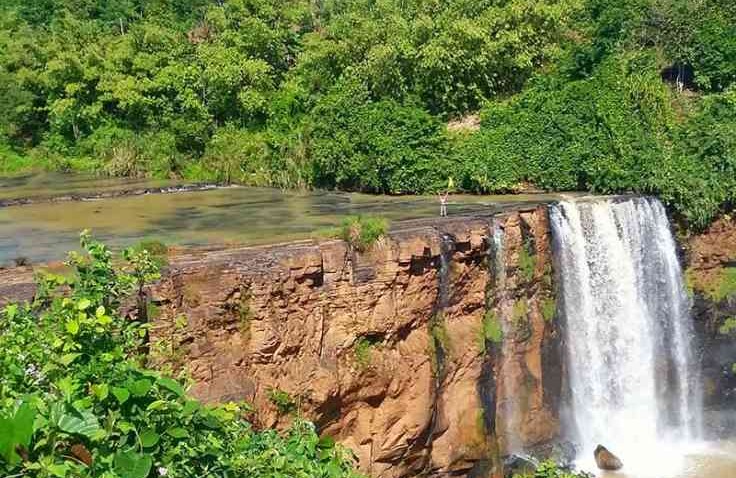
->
550, 197, 702, 476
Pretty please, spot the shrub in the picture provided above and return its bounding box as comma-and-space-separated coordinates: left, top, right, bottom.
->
541, 298, 557, 322
481, 311, 504, 345
0, 143, 35, 175
197, 125, 272, 185
339, 215, 388, 252
685, 266, 736, 303
518, 240, 536, 283
655, 88, 736, 228
461, 53, 672, 196
0, 233, 361, 478
513, 461, 592, 478
267, 388, 297, 415
718, 317, 736, 335
353, 338, 374, 369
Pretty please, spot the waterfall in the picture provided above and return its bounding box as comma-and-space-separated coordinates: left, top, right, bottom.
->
438, 234, 454, 310
550, 197, 702, 475
489, 219, 520, 454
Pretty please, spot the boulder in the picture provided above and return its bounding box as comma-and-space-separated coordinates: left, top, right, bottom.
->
529, 440, 579, 468
594, 444, 623, 471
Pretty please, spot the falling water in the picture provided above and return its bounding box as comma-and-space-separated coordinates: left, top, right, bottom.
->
550, 197, 702, 475
489, 219, 521, 454
438, 234, 455, 310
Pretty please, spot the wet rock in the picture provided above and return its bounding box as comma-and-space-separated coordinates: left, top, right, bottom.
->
503, 454, 538, 478
529, 440, 578, 468
686, 215, 736, 416
594, 444, 623, 471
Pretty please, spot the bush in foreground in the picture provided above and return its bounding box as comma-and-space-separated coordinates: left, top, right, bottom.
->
0, 232, 361, 478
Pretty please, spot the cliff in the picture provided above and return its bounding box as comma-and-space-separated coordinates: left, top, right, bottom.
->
684, 215, 736, 435
147, 207, 561, 477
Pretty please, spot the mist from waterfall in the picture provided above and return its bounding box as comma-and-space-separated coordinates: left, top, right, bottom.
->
550, 197, 702, 476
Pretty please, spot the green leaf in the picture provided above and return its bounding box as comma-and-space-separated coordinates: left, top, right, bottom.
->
66, 319, 80, 335
139, 429, 160, 448
57, 377, 79, 401
326, 461, 342, 478
77, 298, 91, 311
57, 407, 102, 439
95, 305, 106, 317
166, 427, 188, 439
117, 421, 134, 433
112, 387, 130, 405
129, 379, 152, 397
48, 463, 70, 477
60, 353, 81, 366
4, 303, 18, 321
318, 436, 336, 449
0, 400, 36, 465
114, 451, 152, 478
182, 400, 199, 417
91, 383, 109, 401
157, 377, 184, 397
146, 400, 168, 412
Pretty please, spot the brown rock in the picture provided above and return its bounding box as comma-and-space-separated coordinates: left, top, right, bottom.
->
594, 445, 623, 471
0, 206, 565, 478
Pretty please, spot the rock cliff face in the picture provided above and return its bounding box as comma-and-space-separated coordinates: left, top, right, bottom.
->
684, 216, 736, 435
148, 208, 562, 478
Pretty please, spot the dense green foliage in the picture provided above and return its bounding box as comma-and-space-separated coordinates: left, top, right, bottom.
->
1, 0, 735, 227
0, 233, 360, 478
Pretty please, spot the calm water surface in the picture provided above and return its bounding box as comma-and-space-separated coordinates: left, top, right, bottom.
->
0, 173, 564, 264
0, 172, 178, 202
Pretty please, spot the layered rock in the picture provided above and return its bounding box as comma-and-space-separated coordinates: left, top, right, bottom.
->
684, 215, 736, 434
488, 210, 560, 455
145, 208, 562, 478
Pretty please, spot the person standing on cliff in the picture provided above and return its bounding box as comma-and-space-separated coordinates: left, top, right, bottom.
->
439, 177, 454, 217
439, 191, 449, 217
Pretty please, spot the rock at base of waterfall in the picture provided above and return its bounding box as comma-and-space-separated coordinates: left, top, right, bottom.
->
594, 445, 623, 470
503, 454, 538, 478
529, 440, 579, 468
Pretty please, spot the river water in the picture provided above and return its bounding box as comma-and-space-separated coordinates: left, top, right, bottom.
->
0, 172, 177, 203
0, 173, 561, 265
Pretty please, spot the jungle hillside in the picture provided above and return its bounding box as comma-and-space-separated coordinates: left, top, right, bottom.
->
1, 0, 735, 228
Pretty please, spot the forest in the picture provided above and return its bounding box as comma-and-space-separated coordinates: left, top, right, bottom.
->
1, 0, 735, 228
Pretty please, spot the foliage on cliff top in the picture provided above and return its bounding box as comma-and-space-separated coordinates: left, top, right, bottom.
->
0, 232, 361, 478
339, 215, 388, 252
1, 0, 736, 228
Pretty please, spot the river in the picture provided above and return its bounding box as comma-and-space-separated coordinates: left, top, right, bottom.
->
0, 172, 562, 265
